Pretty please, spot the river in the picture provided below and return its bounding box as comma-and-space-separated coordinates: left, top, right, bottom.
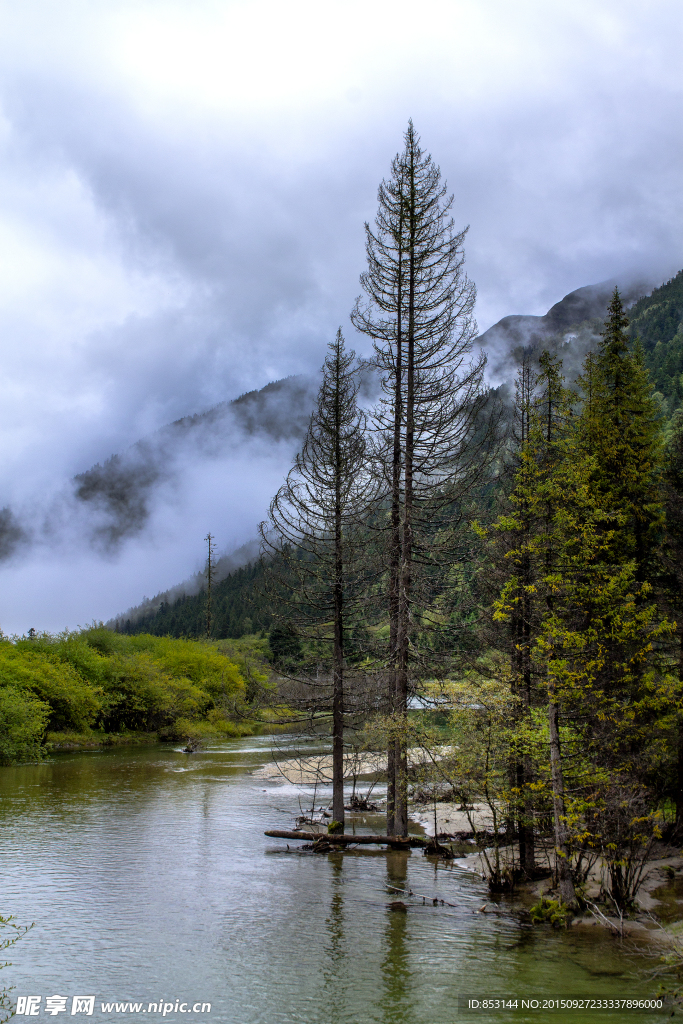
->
0, 736, 668, 1023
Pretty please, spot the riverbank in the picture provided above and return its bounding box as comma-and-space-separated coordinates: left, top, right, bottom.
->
0, 629, 269, 765
45, 720, 260, 752
258, 765, 683, 947
411, 799, 683, 941
46, 729, 162, 751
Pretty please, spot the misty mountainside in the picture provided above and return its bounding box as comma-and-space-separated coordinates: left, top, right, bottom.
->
483, 270, 683, 418
481, 276, 650, 382
0, 373, 321, 569
74, 374, 319, 549
114, 269, 683, 641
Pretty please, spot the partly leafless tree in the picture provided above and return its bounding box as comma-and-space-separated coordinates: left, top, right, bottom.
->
351, 122, 495, 836
205, 532, 216, 640
260, 330, 376, 827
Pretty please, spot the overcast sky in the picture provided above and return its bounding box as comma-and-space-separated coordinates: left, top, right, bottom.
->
0, 0, 681, 634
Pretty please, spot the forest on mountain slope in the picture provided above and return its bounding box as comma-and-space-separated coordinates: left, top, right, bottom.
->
115, 560, 272, 640
628, 269, 683, 414
114, 267, 683, 645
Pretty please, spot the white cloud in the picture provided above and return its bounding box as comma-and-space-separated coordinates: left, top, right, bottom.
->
0, 0, 680, 631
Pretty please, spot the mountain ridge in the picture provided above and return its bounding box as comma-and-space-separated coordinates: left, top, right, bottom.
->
73, 374, 319, 548
480, 277, 652, 382
113, 270, 683, 636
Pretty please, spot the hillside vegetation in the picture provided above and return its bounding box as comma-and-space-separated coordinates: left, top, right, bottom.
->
0, 629, 271, 763
627, 269, 683, 416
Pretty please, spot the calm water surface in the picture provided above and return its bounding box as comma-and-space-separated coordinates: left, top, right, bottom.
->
0, 738, 666, 1023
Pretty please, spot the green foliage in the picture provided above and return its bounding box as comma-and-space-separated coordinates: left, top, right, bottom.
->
168, 714, 254, 742
0, 641, 101, 732
427, 671, 514, 813
268, 623, 302, 667
0, 629, 251, 764
0, 685, 49, 766
212, 636, 272, 704
106, 633, 244, 694
529, 897, 571, 928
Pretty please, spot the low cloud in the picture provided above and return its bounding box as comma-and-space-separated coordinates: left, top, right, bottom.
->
0, 376, 319, 633
0, 0, 680, 631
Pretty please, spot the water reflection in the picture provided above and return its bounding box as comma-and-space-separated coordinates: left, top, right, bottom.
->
322, 853, 348, 1024
380, 851, 414, 1024
0, 740, 664, 1024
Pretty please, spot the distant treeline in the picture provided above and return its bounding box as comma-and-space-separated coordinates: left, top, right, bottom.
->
115, 560, 272, 640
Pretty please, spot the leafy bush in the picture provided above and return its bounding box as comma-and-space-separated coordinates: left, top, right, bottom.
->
0, 686, 49, 765
529, 897, 571, 928
0, 642, 101, 732
0, 629, 250, 763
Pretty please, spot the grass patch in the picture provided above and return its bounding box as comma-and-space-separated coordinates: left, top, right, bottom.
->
45, 729, 160, 750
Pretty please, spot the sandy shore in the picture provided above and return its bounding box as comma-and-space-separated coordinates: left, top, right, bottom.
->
253, 752, 386, 784
409, 799, 494, 835
252, 747, 449, 786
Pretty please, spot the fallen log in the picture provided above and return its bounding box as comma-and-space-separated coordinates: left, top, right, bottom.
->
265, 829, 427, 848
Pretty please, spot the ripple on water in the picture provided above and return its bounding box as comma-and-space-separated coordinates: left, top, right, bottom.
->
0, 740, 666, 1024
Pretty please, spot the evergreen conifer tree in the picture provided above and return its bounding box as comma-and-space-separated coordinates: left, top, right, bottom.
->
661, 415, 683, 821
578, 288, 664, 581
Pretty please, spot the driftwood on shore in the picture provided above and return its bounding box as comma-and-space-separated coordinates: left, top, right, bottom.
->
264, 829, 427, 848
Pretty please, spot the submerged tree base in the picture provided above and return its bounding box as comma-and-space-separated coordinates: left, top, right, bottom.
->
265, 828, 427, 849
423, 837, 455, 859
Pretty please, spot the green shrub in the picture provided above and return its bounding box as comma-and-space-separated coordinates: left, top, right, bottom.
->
0, 642, 101, 731
529, 896, 572, 928
0, 686, 49, 765
17, 632, 108, 689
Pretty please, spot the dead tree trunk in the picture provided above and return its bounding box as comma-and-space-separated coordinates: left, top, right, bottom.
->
352, 123, 487, 839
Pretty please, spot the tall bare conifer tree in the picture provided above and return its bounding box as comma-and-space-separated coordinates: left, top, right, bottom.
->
352, 123, 490, 836
260, 330, 372, 828
205, 532, 215, 640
